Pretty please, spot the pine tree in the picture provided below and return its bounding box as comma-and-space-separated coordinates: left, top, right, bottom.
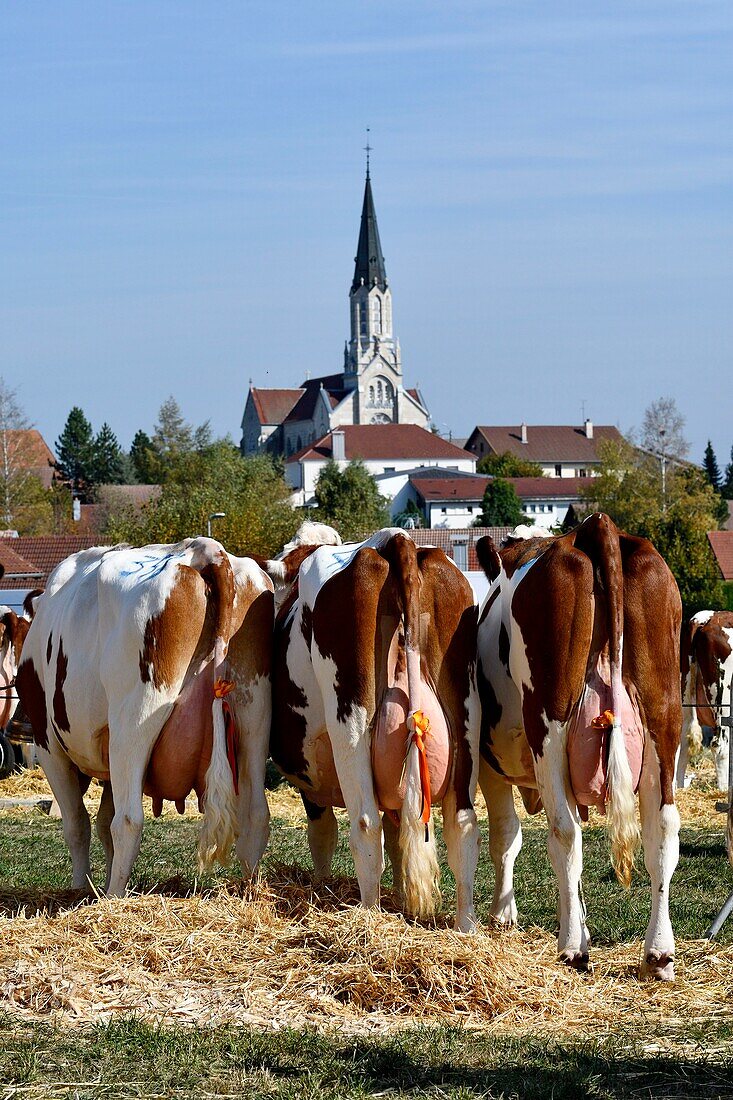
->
130, 430, 162, 484
55, 407, 95, 500
153, 396, 193, 459
703, 441, 721, 490
92, 423, 126, 485
722, 445, 733, 501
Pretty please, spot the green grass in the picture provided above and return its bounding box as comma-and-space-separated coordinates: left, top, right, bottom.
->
1, 801, 733, 1097
1, 807, 731, 945
1, 1014, 732, 1099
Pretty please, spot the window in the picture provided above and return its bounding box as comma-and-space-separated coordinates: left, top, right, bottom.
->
555, 464, 562, 477
360, 303, 367, 337
579, 468, 587, 478
373, 296, 382, 333
384, 466, 395, 473
452, 542, 468, 570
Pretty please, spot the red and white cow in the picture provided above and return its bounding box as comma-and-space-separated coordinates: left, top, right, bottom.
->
0, 591, 41, 772
676, 611, 733, 793
476, 513, 682, 978
17, 538, 273, 895
267, 527, 481, 930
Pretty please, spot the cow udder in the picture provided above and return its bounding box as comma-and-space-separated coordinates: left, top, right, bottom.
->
144, 665, 215, 813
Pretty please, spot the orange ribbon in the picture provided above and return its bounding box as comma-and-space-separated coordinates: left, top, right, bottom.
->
213, 678, 235, 698
591, 709, 615, 730
411, 710, 432, 826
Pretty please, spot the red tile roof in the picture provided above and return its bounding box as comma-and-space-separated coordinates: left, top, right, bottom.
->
0, 544, 44, 580
708, 531, 733, 581
0, 537, 100, 588
3, 429, 56, 488
250, 388, 304, 425
289, 424, 473, 464
411, 475, 489, 502
466, 425, 622, 463
408, 527, 512, 572
285, 375, 347, 423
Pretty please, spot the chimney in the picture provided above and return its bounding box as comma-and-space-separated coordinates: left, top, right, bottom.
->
520, 422, 528, 445
331, 429, 346, 462
584, 418, 593, 439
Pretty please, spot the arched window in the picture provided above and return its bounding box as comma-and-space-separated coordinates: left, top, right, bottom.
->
373, 296, 382, 333
376, 380, 383, 403
368, 384, 375, 403
359, 302, 367, 337
384, 380, 392, 402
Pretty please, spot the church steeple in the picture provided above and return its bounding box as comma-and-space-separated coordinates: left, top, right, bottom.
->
351, 172, 387, 292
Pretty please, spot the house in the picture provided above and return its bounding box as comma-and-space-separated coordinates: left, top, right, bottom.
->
285, 423, 475, 511
1, 429, 56, 489
241, 161, 430, 458
465, 421, 622, 478
0, 535, 100, 613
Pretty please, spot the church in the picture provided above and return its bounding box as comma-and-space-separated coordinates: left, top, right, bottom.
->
240, 161, 431, 457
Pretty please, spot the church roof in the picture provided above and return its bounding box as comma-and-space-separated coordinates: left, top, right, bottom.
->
288, 424, 472, 464
351, 175, 387, 293
284, 375, 348, 423
249, 388, 304, 426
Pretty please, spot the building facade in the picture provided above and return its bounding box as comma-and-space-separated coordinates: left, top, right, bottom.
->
241, 167, 430, 457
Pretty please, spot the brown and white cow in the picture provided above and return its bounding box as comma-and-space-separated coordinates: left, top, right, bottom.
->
676, 611, 733, 794
17, 538, 273, 895
476, 513, 682, 978
267, 527, 481, 930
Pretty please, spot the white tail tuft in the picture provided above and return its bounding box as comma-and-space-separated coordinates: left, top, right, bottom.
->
398, 735, 440, 919
197, 695, 238, 870
606, 720, 641, 888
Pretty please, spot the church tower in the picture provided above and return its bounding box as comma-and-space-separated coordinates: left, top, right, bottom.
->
343, 153, 404, 424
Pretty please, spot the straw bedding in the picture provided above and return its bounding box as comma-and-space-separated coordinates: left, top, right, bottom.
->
0, 871, 731, 1036
1, 759, 731, 1037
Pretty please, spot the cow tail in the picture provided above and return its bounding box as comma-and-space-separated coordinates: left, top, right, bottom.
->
194, 541, 239, 871
579, 514, 640, 888
388, 534, 440, 919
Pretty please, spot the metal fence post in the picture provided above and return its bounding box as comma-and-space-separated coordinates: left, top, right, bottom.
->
706, 676, 733, 940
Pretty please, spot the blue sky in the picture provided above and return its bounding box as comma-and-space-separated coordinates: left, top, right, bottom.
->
2, 2, 731, 465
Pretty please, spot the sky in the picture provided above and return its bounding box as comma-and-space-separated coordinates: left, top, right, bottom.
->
2, 1, 731, 466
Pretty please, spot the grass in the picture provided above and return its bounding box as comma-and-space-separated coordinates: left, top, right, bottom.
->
1, 1015, 733, 1099
1, 775, 733, 1098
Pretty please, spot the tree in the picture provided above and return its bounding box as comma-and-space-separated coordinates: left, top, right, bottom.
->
585, 420, 723, 614
703, 441, 721, 490
130, 429, 163, 484
91, 423, 126, 485
313, 460, 391, 541
640, 396, 689, 460
55, 407, 96, 500
477, 450, 544, 478
722, 445, 733, 501
473, 478, 527, 528
0, 377, 50, 530
105, 442, 297, 558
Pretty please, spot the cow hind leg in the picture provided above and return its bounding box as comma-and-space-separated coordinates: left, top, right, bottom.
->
639, 734, 679, 981
441, 788, 479, 932
302, 796, 338, 880
711, 728, 730, 792
325, 703, 384, 908
39, 748, 92, 890
233, 690, 271, 877
95, 781, 115, 892
479, 759, 521, 928
533, 721, 590, 970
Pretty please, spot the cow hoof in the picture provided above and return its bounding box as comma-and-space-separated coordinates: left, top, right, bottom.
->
640, 951, 675, 981
559, 949, 590, 972
454, 912, 478, 933
490, 914, 517, 930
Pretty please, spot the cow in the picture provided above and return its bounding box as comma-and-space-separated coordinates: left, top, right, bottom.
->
266, 527, 481, 930
17, 537, 273, 895
675, 611, 733, 793
476, 513, 682, 979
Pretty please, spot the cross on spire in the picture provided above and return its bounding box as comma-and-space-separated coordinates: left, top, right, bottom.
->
364, 128, 371, 179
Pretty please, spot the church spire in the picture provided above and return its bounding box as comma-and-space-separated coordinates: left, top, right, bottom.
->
351, 157, 387, 293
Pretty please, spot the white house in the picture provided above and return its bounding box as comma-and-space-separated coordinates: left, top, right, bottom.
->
464, 421, 622, 478
405, 471, 595, 529
285, 423, 475, 511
